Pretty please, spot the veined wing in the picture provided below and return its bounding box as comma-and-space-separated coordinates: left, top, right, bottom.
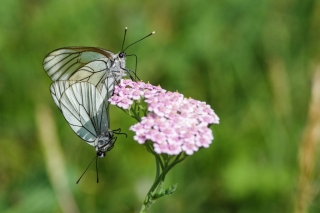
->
50, 74, 117, 113
52, 81, 109, 144
43, 47, 115, 82
100, 73, 117, 102
100, 75, 118, 127
50, 80, 76, 108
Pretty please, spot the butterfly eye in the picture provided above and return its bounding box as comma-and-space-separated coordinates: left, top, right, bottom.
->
97, 151, 105, 158
119, 52, 125, 58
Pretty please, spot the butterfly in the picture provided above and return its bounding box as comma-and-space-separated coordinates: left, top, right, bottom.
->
50, 80, 127, 183
43, 28, 155, 87
50, 80, 125, 158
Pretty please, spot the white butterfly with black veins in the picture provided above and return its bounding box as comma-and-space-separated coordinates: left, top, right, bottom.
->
50, 80, 122, 158
43, 27, 155, 86
50, 80, 126, 183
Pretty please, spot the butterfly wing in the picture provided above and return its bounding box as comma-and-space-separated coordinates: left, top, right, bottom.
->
51, 81, 109, 145
43, 47, 115, 82
50, 74, 116, 112
50, 80, 76, 109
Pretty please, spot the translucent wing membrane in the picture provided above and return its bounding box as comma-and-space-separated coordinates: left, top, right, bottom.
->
50, 81, 110, 144
50, 72, 118, 112
43, 47, 115, 81
50, 80, 75, 108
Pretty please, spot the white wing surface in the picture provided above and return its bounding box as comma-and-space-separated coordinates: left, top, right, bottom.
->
44, 47, 127, 98
50, 80, 76, 108
43, 47, 115, 82
51, 81, 109, 144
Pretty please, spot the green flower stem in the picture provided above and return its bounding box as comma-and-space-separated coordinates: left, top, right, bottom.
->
154, 155, 160, 182
126, 100, 189, 213
139, 151, 188, 213
130, 103, 142, 122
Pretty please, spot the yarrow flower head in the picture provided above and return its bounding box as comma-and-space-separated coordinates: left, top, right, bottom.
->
109, 79, 219, 156
109, 79, 220, 211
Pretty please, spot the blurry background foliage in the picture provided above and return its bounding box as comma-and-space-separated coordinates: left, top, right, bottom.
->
0, 0, 320, 212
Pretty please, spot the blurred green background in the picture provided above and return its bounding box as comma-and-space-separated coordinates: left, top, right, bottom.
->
1, 0, 319, 212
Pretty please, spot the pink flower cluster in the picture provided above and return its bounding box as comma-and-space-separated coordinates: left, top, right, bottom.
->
109, 79, 165, 109
109, 79, 219, 155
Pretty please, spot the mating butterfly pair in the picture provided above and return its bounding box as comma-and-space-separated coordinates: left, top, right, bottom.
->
43, 28, 154, 182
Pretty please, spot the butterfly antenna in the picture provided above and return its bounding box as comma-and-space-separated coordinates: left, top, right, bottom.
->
123, 31, 155, 52
121, 27, 128, 52
76, 155, 98, 184
96, 154, 99, 183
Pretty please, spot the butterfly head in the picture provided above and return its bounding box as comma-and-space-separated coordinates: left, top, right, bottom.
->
116, 51, 127, 68
95, 131, 115, 158
109, 52, 127, 77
